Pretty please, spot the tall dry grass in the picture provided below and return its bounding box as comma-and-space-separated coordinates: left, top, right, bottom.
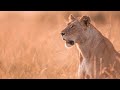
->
0, 11, 120, 79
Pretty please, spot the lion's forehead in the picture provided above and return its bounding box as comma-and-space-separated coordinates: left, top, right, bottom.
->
71, 20, 79, 25
63, 19, 88, 35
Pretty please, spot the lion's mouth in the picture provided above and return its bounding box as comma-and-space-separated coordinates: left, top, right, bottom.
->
64, 40, 75, 47
62, 37, 75, 47
66, 40, 74, 45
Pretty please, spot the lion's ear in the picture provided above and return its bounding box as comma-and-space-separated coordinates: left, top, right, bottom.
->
68, 14, 76, 22
81, 16, 91, 26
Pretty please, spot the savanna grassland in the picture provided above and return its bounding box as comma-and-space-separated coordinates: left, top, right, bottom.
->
0, 11, 120, 79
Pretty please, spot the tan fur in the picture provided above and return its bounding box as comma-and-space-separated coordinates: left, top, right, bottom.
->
61, 14, 120, 79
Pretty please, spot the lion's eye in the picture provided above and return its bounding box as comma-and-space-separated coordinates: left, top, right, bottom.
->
70, 25, 75, 28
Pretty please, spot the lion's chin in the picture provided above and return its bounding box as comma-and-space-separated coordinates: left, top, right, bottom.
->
65, 43, 73, 47
65, 40, 75, 47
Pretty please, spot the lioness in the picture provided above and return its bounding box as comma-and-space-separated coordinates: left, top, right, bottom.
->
61, 14, 120, 79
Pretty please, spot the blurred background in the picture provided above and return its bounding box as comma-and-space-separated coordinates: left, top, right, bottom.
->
0, 11, 120, 79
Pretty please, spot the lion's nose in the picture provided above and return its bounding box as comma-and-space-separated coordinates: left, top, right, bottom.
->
61, 32, 65, 36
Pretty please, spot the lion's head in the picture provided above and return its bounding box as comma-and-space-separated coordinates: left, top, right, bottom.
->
61, 14, 91, 47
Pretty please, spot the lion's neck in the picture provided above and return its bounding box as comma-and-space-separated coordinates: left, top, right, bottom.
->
76, 25, 103, 60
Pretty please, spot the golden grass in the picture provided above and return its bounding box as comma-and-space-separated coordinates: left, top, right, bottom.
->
0, 11, 119, 79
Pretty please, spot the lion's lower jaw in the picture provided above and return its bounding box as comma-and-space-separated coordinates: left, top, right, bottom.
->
65, 42, 73, 48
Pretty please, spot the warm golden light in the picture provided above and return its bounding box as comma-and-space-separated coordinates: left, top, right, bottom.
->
0, 11, 119, 79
